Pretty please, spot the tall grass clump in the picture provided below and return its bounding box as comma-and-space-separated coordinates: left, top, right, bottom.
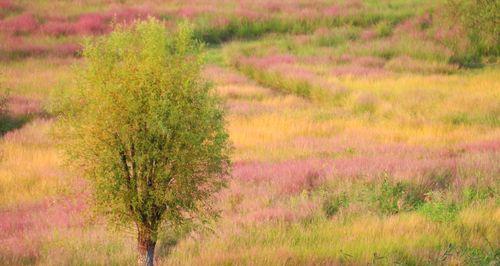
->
0, 89, 9, 134
444, 0, 499, 67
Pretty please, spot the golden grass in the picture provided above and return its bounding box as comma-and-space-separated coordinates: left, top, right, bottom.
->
164, 203, 500, 265
0, 58, 77, 99
0, 119, 70, 208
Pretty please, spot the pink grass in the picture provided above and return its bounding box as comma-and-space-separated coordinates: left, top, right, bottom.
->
360, 29, 376, 40
0, 13, 38, 35
239, 54, 297, 69
323, 5, 341, 16
73, 13, 108, 35
203, 65, 249, 85
40, 20, 75, 36
461, 139, 500, 153
0, 197, 86, 262
6, 95, 43, 116
52, 43, 81, 57
331, 65, 387, 77
233, 159, 330, 195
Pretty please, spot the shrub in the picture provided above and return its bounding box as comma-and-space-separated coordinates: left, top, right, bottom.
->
418, 201, 459, 222
373, 178, 426, 215
462, 186, 495, 204
375, 21, 393, 38
0, 91, 6, 116
444, 0, 499, 67
322, 192, 349, 218
0, 90, 9, 134
376, 178, 406, 214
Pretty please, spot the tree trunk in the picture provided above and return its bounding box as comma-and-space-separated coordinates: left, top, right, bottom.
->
137, 226, 156, 266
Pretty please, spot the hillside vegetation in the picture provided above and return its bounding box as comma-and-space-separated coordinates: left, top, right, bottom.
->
0, 0, 498, 265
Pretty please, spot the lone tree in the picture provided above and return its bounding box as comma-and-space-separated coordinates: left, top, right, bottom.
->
56, 19, 230, 265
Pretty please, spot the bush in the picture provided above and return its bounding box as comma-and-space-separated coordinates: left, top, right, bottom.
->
418, 201, 459, 222
373, 178, 426, 215
462, 186, 495, 204
376, 179, 406, 214
322, 193, 349, 218
0, 92, 6, 116
0, 90, 8, 131
444, 0, 499, 67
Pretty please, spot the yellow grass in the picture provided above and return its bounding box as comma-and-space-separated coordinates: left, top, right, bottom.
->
0, 119, 70, 208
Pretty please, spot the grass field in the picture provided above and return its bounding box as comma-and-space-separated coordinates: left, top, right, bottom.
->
0, 0, 498, 265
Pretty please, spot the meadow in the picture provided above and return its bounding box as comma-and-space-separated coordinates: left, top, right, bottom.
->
0, 0, 498, 265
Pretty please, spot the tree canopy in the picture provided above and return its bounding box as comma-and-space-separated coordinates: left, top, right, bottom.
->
55, 18, 231, 265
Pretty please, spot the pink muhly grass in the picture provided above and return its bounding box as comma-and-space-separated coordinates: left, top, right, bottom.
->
0, 37, 47, 58
360, 29, 376, 41
0, 12, 38, 35
203, 65, 249, 85
264, 2, 284, 13
0, 0, 15, 9
461, 139, 500, 153
73, 13, 109, 35
343, 0, 364, 10
5, 95, 43, 116
331, 154, 456, 182
212, 16, 231, 28
351, 56, 386, 68
302, 55, 331, 65
296, 8, 319, 20
177, 6, 213, 19
40, 20, 75, 36
323, 5, 341, 16
233, 8, 262, 22
0, 0, 19, 17
331, 65, 387, 77
264, 54, 297, 65
245, 200, 317, 224
269, 65, 317, 82
107, 7, 155, 24
52, 43, 81, 57
239, 54, 297, 69
394, 14, 431, 39
225, 101, 272, 115
0, 197, 85, 261
247, 206, 296, 223
233, 159, 330, 195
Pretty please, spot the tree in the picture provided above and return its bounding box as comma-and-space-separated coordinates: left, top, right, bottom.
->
55, 19, 230, 265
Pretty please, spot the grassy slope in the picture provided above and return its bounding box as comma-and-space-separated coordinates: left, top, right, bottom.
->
0, 0, 499, 265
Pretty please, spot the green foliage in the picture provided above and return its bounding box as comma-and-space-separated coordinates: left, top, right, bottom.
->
462, 186, 495, 204
0, 90, 13, 135
445, 0, 499, 67
322, 193, 349, 218
376, 178, 406, 214
55, 18, 231, 247
374, 21, 393, 38
314, 27, 361, 47
233, 62, 314, 98
0, 90, 6, 118
373, 178, 426, 215
418, 201, 459, 222
446, 112, 500, 127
